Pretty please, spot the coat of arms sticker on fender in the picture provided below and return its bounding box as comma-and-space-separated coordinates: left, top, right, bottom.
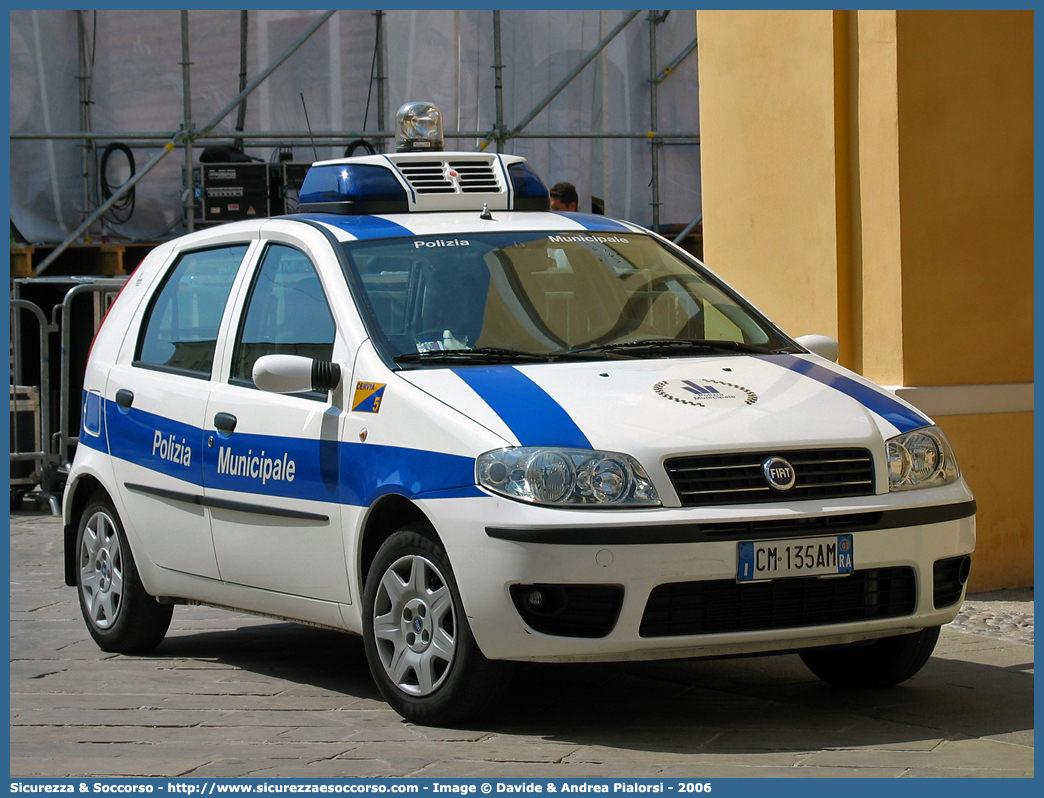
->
654, 378, 758, 408
352, 381, 387, 413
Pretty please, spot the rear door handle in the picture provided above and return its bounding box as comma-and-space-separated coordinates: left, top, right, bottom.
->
214, 412, 237, 433
115, 389, 134, 409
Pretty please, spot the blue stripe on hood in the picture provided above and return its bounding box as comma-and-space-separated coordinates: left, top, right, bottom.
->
756, 354, 931, 433
453, 366, 592, 449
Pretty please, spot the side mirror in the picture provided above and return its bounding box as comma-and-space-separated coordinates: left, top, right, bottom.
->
252, 354, 342, 394
795, 334, 839, 363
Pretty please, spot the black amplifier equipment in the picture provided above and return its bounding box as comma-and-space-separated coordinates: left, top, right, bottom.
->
200, 162, 270, 223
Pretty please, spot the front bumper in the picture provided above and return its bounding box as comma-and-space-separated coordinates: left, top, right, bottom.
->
422, 483, 976, 662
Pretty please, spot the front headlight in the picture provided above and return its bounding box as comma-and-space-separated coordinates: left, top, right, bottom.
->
477, 447, 660, 507
886, 426, 960, 491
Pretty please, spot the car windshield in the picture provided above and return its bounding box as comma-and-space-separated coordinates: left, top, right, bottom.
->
340, 231, 793, 365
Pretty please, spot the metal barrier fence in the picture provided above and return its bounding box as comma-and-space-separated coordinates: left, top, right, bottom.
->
10, 276, 127, 514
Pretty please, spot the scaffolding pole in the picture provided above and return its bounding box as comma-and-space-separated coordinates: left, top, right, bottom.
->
655, 37, 698, 84
512, 9, 640, 138
673, 212, 702, 244
76, 11, 95, 241
232, 10, 249, 151
648, 11, 667, 232
32, 10, 336, 276
493, 11, 505, 153
180, 11, 196, 234
478, 9, 641, 150
375, 11, 386, 152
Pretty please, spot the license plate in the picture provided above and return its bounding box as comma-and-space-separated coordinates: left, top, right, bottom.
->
737, 534, 853, 582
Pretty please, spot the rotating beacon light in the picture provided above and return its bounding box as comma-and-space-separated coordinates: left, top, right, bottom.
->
395, 101, 445, 152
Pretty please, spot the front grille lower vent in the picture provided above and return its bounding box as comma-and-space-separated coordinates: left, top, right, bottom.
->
640, 567, 916, 638
510, 583, 623, 638
397, 160, 501, 195
933, 555, 971, 609
699, 511, 884, 540
665, 448, 875, 507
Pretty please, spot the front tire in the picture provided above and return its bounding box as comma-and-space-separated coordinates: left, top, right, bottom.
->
76, 495, 173, 653
362, 524, 511, 724
800, 626, 941, 687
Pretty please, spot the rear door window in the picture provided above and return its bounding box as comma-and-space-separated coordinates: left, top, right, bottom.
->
136, 245, 249, 378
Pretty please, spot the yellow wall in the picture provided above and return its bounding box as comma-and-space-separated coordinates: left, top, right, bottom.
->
850, 11, 904, 385
935, 413, 1034, 591
697, 10, 1033, 590
895, 11, 1034, 387
696, 10, 841, 342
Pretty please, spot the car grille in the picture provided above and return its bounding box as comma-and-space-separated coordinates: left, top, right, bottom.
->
665, 448, 875, 507
639, 567, 916, 638
397, 159, 501, 195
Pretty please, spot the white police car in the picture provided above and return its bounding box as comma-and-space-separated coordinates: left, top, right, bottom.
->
64, 102, 975, 725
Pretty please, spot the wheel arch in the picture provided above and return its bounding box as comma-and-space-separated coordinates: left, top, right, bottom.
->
63, 474, 109, 587
357, 493, 437, 589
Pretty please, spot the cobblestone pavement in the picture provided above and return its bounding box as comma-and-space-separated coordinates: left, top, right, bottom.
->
948, 588, 1034, 645
9, 511, 1034, 778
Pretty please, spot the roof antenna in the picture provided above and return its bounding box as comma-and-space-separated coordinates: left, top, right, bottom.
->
480, 202, 493, 221
300, 92, 319, 162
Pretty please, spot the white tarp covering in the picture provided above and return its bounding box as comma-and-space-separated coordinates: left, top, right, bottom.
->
9, 9, 701, 244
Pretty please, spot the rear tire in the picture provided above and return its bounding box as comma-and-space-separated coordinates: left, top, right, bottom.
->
800, 626, 940, 687
362, 523, 511, 725
76, 495, 173, 653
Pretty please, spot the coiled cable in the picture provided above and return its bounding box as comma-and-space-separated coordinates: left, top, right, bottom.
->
99, 142, 135, 224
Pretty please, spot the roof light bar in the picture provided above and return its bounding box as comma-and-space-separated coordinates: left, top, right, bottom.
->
297, 164, 409, 214
508, 162, 551, 211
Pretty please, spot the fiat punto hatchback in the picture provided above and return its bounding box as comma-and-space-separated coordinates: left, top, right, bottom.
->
64, 102, 975, 724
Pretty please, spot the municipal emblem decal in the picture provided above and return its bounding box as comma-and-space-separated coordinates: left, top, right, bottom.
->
654, 378, 758, 408
352, 381, 387, 413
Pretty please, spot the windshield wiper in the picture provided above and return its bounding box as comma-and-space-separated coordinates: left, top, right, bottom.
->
394, 347, 553, 365
566, 338, 779, 357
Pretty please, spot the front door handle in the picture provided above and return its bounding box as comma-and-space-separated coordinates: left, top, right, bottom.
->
115, 389, 134, 409
214, 412, 237, 433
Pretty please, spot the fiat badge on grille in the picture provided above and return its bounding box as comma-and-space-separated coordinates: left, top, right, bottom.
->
762, 456, 796, 491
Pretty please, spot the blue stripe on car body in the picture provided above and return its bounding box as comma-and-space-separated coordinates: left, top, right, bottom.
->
106, 402, 203, 485
78, 430, 109, 455
339, 441, 481, 506
103, 399, 479, 505
453, 366, 592, 449
755, 354, 931, 433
